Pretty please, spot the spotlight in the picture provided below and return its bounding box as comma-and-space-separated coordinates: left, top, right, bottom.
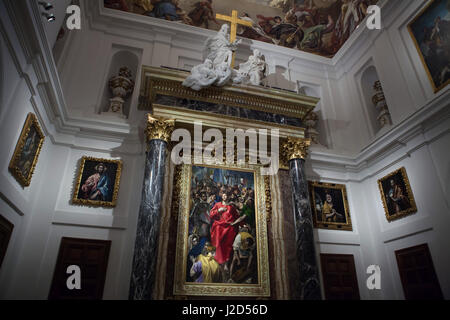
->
42, 12, 56, 22
38, 1, 53, 11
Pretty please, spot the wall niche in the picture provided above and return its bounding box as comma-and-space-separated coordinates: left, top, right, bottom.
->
359, 65, 392, 137
98, 45, 142, 119
298, 84, 328, 148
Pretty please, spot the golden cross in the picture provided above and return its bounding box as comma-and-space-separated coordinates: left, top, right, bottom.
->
216, 10, 252, 68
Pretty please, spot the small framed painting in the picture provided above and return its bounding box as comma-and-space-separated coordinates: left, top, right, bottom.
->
8, 113, 45, 187
408, 0, 450, 93
72, 157, 123, 208
378, 167, 417, 222
309, 182, 352, 231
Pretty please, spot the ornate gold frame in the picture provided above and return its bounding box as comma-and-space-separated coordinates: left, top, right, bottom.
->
309, 181, 352, 231
407, 0, 450, 93
173, 163, 271, 297
72, 157, 123, 208
8, 113, 45, 188
378, 167, 417, 222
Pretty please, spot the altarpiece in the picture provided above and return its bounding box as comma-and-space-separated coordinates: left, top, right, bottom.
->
129, 66, 321, 300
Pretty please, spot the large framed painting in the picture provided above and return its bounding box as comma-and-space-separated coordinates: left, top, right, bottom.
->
378, 167, 417, 222
309, 181, 352, 231
72, 157, 123, 208
8, 113, 45, 188
173, 164, 270, 297
408, 0, 450, 93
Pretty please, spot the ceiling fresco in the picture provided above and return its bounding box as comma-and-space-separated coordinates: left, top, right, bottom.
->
104, 0, 378, 58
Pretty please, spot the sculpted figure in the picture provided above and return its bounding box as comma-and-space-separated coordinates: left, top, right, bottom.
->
215, 62, 233, 87
233, 49, 266, 86
182, 59, 218, 91
204, 24, 241, 67
183, 24, 269, 90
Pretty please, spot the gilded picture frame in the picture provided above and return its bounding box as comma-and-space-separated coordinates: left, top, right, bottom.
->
173, 163, 271, 297
309, 181, 352, 231
378, 167, 417, 222
72, 157, 123, 208
407, 0, 450, 93
8, 113, 45, 188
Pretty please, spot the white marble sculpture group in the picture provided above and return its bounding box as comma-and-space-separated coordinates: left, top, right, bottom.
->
182, 24, 267, 91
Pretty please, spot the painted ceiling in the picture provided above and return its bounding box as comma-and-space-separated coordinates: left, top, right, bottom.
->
104, 0, 378, 58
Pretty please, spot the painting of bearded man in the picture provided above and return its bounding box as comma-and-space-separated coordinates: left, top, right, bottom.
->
73, 157, 123, 207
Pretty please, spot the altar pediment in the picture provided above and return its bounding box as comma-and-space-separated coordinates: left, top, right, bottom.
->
139, 66, 319, 139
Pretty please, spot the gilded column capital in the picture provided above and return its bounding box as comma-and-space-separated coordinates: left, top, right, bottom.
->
281, 137, 311, 161
146, 115, 175, 144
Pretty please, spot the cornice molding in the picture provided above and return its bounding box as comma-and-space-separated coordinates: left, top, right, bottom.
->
2, 0, 145, 155
308, 89, 450, 181
140, 66, 318, 120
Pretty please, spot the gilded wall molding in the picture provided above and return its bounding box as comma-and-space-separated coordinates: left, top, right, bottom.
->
264, 176, 273, 223
146, 114, 176, 143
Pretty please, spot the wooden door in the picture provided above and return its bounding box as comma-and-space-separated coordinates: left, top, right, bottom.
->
0, 215, 14, 268
395, 244, 443, 300
320, 254, 360, 300
48, 237, 111, 300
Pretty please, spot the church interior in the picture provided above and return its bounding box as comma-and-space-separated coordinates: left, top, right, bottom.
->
0, 0, 449, 300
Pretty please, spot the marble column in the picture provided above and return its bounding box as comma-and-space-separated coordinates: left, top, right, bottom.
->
282, 137, 322, 300
129, 115, 175, 300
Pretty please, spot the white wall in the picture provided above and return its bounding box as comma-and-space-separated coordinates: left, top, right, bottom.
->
311, 121, 450, 299
0, 1, 145, 299
0, 0, 448, 300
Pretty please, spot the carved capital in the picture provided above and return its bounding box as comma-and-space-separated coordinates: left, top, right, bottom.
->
146, 115, 175, 143
281, 137, 311, 161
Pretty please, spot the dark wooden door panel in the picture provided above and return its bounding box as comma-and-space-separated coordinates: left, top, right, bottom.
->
0, 215, 14, 268
48, 237, 111, 300
320, 254, 360, 300
395, 244, 443, 300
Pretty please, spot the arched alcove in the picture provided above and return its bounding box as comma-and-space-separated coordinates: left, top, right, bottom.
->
360, 66, 392, 137
298, 84, 328, 148
99, 46, 141, 118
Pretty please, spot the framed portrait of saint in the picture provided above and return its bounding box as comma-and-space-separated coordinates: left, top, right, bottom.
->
378, 167, 417, 222
8, 113, 45, 188
72, 157, 123, 208
408, 0, 450, 93
173, 164, 270, 297
309, 182, 352, 231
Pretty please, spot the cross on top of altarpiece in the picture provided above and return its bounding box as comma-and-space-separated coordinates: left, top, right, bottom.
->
216, 10, 252, 68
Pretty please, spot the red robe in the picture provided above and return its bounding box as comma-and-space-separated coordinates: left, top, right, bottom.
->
210, 202, 239, 265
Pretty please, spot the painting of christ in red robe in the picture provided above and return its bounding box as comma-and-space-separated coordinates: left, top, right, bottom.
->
210, 193, 243, 265
187, 166, 257, 284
